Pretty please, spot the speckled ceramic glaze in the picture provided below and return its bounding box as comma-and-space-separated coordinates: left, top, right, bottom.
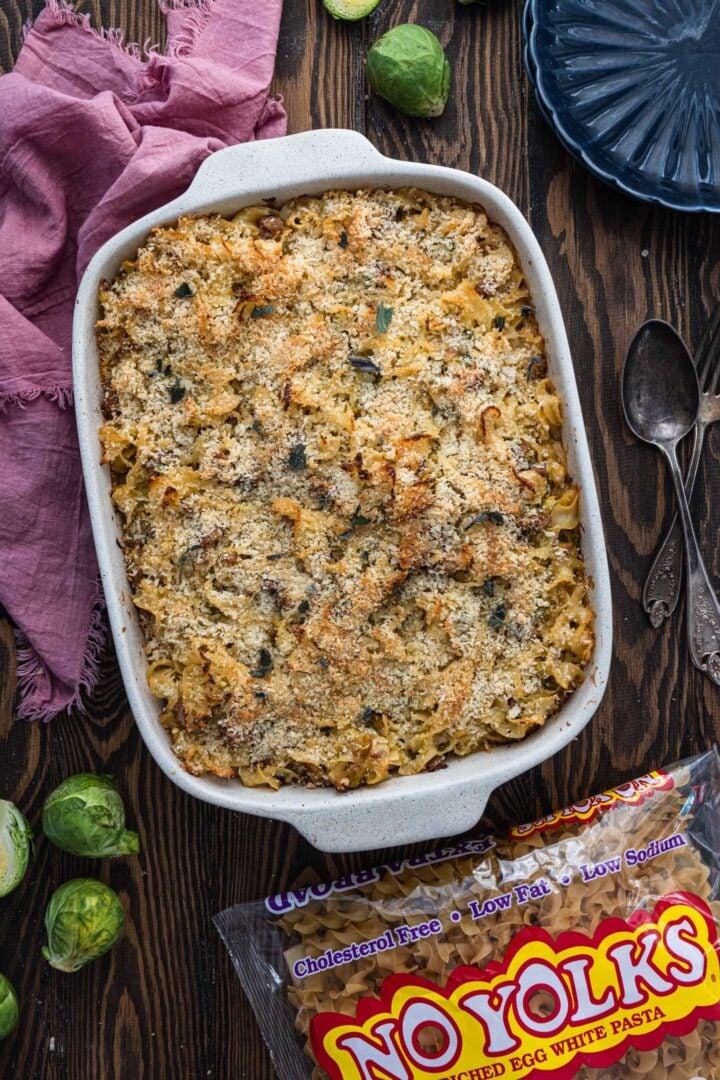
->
73, 130, 612, 852
527, 0, 720, 211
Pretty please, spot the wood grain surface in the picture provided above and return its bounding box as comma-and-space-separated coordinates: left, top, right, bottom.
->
2, 1, 720, 1077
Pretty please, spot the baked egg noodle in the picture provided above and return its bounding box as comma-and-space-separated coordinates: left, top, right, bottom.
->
97, 187, 594, 790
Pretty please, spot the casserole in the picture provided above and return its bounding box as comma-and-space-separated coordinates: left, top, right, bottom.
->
73, 129, 612, 852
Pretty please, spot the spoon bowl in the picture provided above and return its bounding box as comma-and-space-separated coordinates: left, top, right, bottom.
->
622, 320, 699, 445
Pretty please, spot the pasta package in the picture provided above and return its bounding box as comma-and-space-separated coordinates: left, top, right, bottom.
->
215, 749, 720, 1079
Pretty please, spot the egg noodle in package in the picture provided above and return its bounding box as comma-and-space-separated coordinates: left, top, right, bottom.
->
215, 749, 720, 1079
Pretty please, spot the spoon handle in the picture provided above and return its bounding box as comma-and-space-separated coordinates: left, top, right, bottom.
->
662, 441, 720, 685
643, 423, 703, 626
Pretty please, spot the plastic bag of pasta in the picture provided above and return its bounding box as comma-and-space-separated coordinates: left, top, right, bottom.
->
215, 749, 720, 1080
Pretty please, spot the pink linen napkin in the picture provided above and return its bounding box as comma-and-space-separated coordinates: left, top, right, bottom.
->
0, 0, 287, 721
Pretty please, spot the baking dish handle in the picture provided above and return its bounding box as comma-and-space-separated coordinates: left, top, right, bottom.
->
182, 129, 386, 205
288, 781, 496, 854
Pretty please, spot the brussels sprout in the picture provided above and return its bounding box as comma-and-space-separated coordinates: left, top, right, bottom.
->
323, 0, 380, 18
42, 879, 125, 973
0, 974, 18, 1040
42, 774, 139, 859
0, 800, 33, 898
367, 24, 451, 119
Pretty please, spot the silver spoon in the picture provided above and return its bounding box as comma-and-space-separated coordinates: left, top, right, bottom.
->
622, 321, 720, 685
643, 308, 720, 626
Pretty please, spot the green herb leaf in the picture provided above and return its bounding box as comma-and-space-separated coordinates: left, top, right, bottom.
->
339, 230, 348, 249
251, 305, 275, 319
178, 544, 203, 580
317, 657, 329, 669
298, 599, 310, 614
168, 380, 186, 404
494, 315, 506, 331
254, 690, 268, 700
483, 579, 495, 597
359, 706, 374, 724
251, 418, 263, 434
488, 602, 507, 630
288, 443, 307, 471
351, 506, 372, 528
527, 356, 545, 379
266, 553, 283, 561
349, 355, 381, 376
465, 510, 504, 530
376, 302, 393, 335
337, 529, 354, 541
174, 283, 194, 298
521, 305, 534, 318
250, 648, 274, 678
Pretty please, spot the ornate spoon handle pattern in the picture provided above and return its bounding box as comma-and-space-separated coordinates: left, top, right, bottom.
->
662, 445, 720, 685
643, 427, 701, 626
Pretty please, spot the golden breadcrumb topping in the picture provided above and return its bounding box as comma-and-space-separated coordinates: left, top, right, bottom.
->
97, 187, 594, 790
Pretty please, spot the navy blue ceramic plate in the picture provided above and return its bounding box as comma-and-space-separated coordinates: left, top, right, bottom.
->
527, 0, 720, 212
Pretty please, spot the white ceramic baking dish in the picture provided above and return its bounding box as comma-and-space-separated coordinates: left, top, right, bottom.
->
73, 128, 612, 853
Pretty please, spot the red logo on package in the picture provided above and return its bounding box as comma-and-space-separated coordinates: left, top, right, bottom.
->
508, 771, 674, 842
310, 893, 720, 1080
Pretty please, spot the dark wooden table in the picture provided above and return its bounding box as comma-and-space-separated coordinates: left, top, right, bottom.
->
2, 1, 720, 1077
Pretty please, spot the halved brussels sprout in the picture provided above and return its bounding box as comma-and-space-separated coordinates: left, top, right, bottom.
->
323, 0, 380, 18
367, 24, 451, 119
42, 774, 139, 859
0, 800, 33, 898
0, 973, 19, 1040
42, 878, 125, 973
